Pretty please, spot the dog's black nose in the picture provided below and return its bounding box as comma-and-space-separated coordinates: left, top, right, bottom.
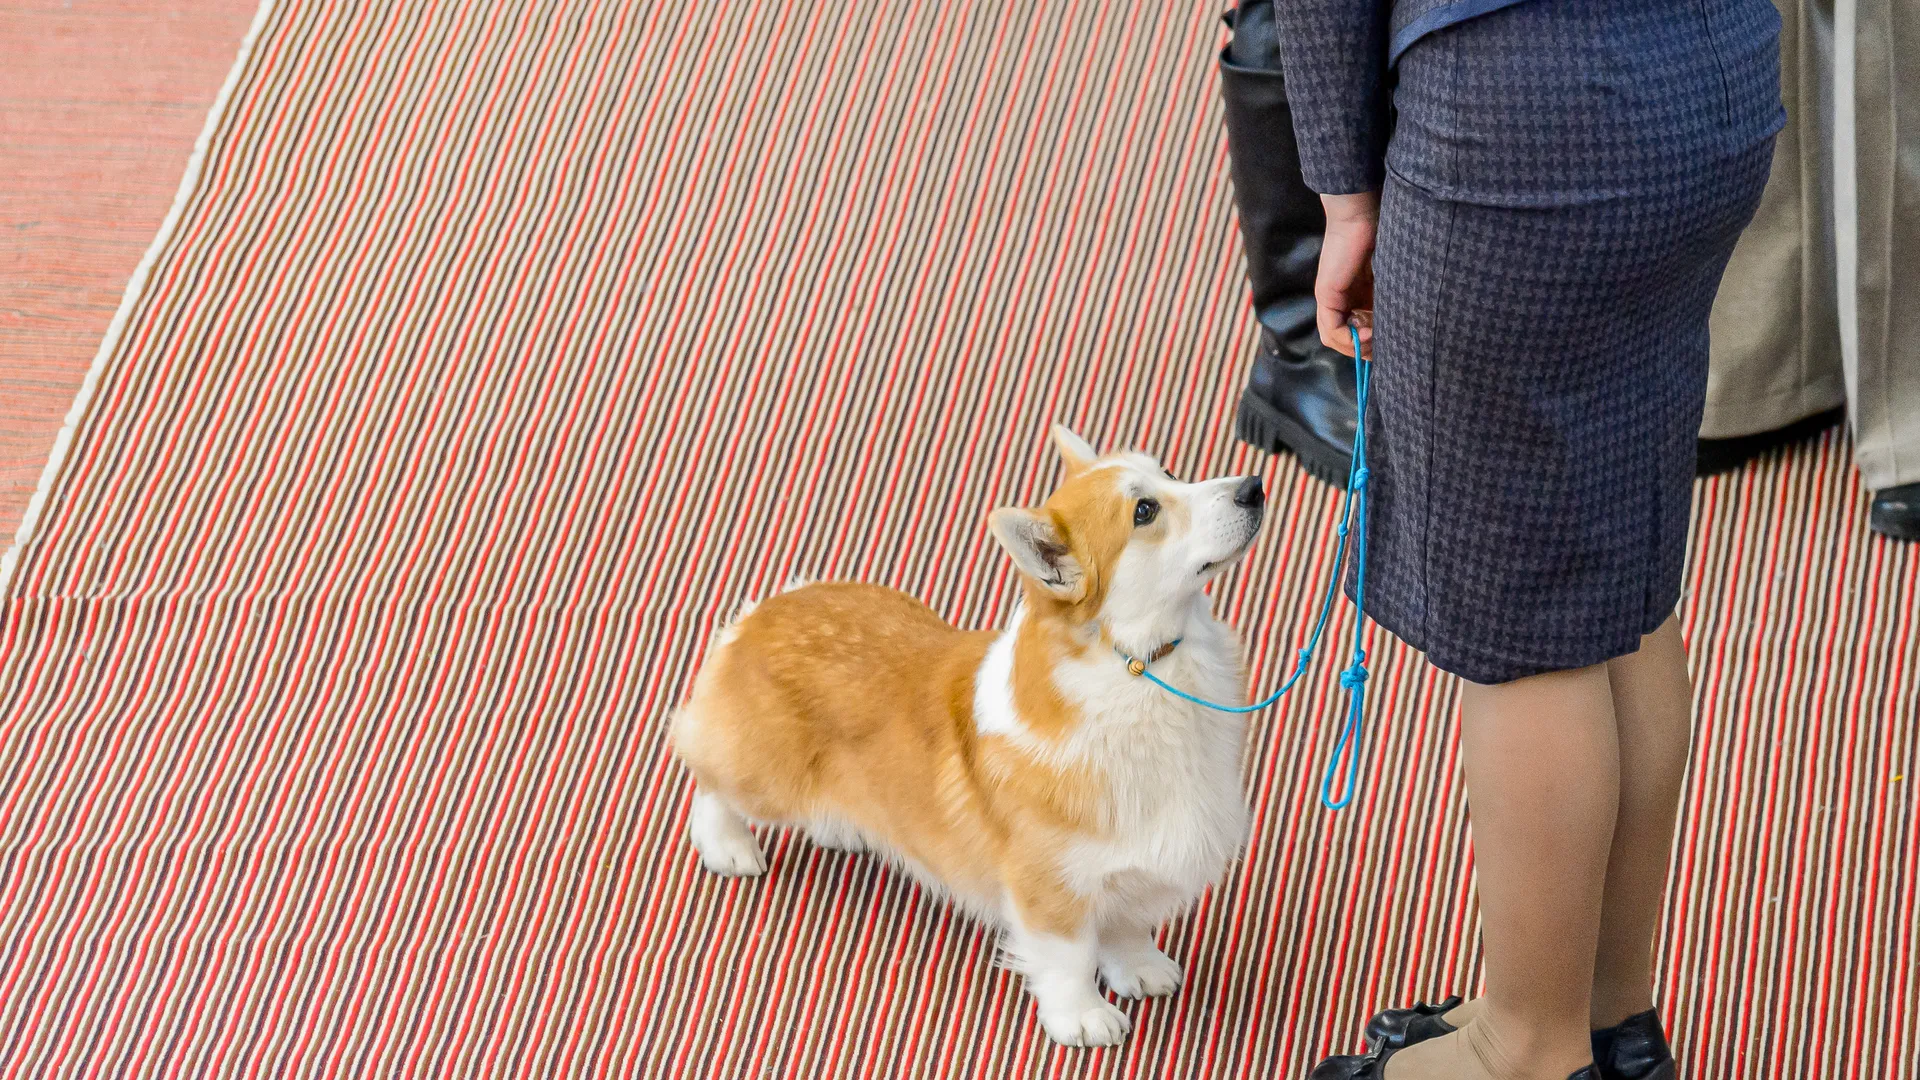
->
1233, 476, 1265, 508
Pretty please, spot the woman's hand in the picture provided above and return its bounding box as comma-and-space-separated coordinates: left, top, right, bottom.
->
1316, 191, 1379, 358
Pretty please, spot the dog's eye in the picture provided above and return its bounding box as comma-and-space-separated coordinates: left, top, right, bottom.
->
1162, 467, 1178, 481
1133, 498, 1160, 527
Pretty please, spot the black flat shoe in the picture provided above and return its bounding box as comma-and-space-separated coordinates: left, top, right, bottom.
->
1590, 1009, 1677, 1080
1361, 999, 1675, 1080
1362, 994, 1463, 1051
1870, 481, 1920, 541
1308, 1044, 1601, 1080
1306, 1049, 1376, 1080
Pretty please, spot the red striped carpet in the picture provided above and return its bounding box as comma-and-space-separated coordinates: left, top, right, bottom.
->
1, 1, 1914, 1076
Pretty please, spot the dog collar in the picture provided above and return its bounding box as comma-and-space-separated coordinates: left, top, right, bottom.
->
1116, 638, 1182, 677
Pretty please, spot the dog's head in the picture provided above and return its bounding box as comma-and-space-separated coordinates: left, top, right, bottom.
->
989, 425, 1266, 635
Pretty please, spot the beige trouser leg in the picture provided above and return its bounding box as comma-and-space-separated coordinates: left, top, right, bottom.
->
1703, 0, 1847, 440
1707, 0, 1920, 490
1839, 0, 1920, 488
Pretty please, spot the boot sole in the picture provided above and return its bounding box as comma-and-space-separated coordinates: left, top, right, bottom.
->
1235, 389, 1352, 488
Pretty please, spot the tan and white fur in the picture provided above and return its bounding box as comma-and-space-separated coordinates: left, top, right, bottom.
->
670, 425, 1264, 1046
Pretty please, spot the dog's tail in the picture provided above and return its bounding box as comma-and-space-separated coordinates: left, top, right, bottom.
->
671, 595, 762, 761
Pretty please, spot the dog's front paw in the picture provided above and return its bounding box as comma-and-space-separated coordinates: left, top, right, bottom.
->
1038, 1000, 1131, 1047
1099, 946, 1183, 999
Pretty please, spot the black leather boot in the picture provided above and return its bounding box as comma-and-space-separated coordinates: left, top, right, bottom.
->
1219, 2, 1359, 486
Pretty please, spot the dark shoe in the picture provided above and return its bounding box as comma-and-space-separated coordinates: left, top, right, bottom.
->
1696, 405, 1845, 476
1306, 1049, 1375, 1080
1309, 1044, 1599, 1080
1871, 481, 1920, 541
1362, 994, 1462, 1051
1217, 7, 1359, 486
1362, 999, 1675, 1080
1237, 321, 1360, 485
1591, 1009, 1677, 1080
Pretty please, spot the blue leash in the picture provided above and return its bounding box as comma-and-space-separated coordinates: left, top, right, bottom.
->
1117, 323, 1374, 810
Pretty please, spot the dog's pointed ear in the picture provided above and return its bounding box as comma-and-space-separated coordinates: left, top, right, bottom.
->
989, 507, 1084, 600
1051, 423, 1098, 476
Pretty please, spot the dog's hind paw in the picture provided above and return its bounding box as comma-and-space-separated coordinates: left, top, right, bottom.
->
697, 838, 767, 877
689, 791, 767, 877
804, 819, 868, 853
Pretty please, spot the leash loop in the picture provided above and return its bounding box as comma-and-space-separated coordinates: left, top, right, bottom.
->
1117, 323, 1376, 810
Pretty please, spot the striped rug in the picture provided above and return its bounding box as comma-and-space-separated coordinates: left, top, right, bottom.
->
0, 1, 1913, 1076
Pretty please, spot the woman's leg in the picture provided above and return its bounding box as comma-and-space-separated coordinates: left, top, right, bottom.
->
1388, 664, 1619, 1080
1589, 616, 1693, 1026
1419, 618, 1692, 1037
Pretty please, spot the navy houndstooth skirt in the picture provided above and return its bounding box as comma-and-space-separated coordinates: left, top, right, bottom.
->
1357, 0, 1784, 683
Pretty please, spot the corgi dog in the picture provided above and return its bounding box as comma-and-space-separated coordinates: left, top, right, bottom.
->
670, 425, 1265, 1047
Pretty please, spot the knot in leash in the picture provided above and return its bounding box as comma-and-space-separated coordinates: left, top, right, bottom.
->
1122, 323, 1377, 811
